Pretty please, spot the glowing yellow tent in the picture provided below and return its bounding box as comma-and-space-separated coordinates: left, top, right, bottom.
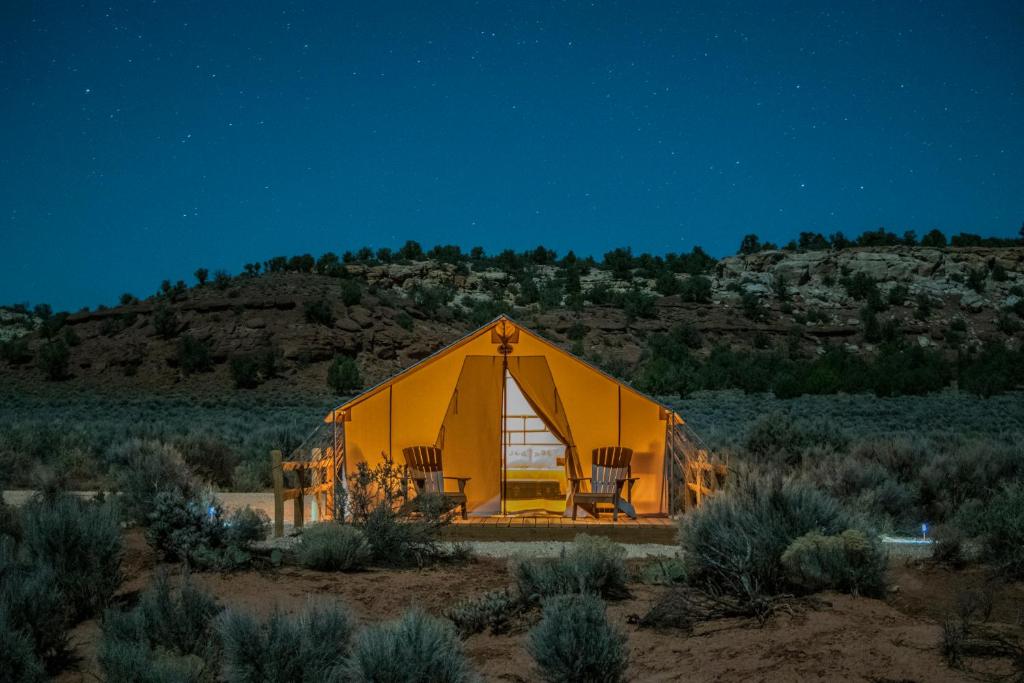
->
320, 316, 686, 517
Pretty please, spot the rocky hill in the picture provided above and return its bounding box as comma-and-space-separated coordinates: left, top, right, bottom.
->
2, 245, 1022, 396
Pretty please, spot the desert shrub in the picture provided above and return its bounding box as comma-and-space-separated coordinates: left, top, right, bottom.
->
297, 523, 371, 571
679, 274, 712, 303
654, 271, 680, 296
0, 336, 31, 365
152, 303, 179, 339
304, 299, 335, 326
917, 438, 1023, 523
346, 608, 474, 683
327, 355, 362, 395
966, 267, 987, 293
743, 413, 848, 461
0, 610, 46, 683
780, 529, 887, 597
0, 539, 70, 673
444, 587, 525, 636
958, 343, 1024, 397
527, 594, 628, 683
953, 483, 1024, 578
231, 458, 271, 492
224, 506, 269, 546
931, 524, 974, 568
62, 326, 80, 346
345, 456, 456, 567
887, 283, 909, 307
99, 570, 221, 683
213, 270, 232, 289
0, 498, 19, 541
19, 493, 122, 621
147, 489, 264, 571
178, 435, 239, 488
146, 490, 221, 560
799, 440, 925, 527
359, 497, 446, 567
230, 354, 261, 389
740, 292, 767, 321
680, 476, 860, 599
396, 311, 414, 330
110, 440, 196, 526
842, 272, 880, 302
638, 557, 688, 585
997, 310, 1021, 335
618, 289, 656, 320
341, 281, 363, 306
513, 535, 630, 600
218, 601, 354, 683
37, 339, 69, 380
177, 335, 212, 374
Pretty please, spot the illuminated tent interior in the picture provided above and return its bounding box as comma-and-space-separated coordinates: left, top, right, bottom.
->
324, 316, 683, 517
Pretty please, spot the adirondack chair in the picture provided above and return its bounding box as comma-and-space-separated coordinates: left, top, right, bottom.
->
568, 446, 638, 521
401, 446, 470, 519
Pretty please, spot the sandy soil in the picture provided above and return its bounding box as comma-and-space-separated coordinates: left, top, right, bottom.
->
52, 530, 1024, 682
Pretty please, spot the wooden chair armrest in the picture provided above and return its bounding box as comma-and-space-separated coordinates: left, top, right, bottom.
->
567, 476, 592, 482
443, 476, 470, 493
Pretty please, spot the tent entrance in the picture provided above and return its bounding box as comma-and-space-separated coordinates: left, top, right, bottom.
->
502, 371, 567, 514
436, 355, 577, 516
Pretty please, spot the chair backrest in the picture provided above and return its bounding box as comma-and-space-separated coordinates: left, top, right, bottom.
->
591, 446, 633, 494
402, 446, 444, 493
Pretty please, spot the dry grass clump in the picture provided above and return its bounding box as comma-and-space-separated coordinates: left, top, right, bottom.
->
1, 490, 123, 679
444, 587, 526, 637
218, 601, 354, 683
512, 534, 630, 601
99, 570, 221, 683
297, 523, 372, 572
19, 492, 122, 621
527, 594, 629, 683
780, 529, 887, 597
346, 609, 475, 683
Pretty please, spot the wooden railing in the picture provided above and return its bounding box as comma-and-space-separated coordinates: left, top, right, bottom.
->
667, 423, 727, 514
271, 417, 347, 537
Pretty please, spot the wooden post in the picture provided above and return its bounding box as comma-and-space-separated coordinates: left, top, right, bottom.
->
293, 466, 305, 530
271, 450, 284, 538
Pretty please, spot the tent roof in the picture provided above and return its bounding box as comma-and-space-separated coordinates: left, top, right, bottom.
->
326, 315, 682, 424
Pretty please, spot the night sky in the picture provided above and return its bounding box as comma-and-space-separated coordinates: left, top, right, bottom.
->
1, 2, 1021, 311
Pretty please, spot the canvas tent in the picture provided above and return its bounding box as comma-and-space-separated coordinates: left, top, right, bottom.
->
314, 315, 693, 518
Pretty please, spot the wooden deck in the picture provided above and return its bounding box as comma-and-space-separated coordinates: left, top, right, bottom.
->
443, 514, 679, 545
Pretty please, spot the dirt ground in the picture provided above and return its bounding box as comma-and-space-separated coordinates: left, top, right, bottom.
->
56, 530, 1023, 683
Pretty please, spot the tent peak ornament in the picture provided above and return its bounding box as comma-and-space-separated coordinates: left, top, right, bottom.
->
490, 319, 520, 355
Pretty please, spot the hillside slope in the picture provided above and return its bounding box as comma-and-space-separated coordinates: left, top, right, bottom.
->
2, 246, 1022, 396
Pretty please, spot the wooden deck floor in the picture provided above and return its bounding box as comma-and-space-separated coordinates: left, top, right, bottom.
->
444, 514, 679, 545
